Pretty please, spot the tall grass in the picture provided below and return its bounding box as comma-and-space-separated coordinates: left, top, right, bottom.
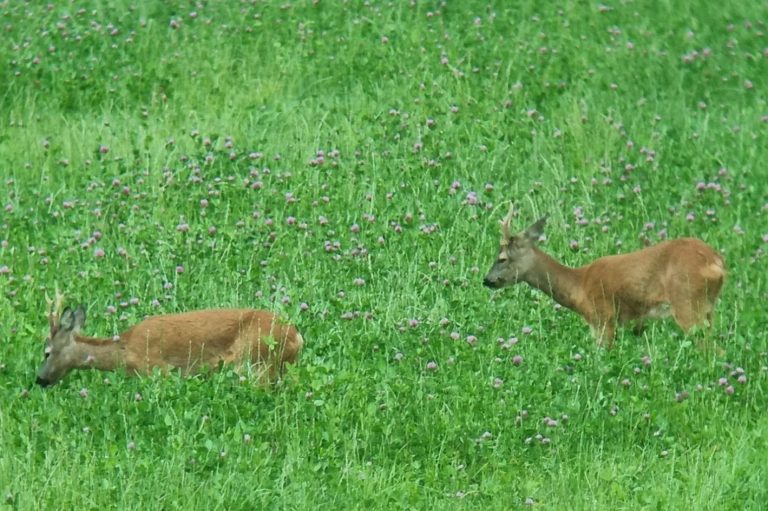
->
0, 1, 766, 509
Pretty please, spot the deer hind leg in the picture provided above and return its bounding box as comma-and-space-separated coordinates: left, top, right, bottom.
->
671, 304, 700, 332
667, 273, 711, 330
670, 282, 712, 330
257, 339, 295, 387
671, 297, 723, 354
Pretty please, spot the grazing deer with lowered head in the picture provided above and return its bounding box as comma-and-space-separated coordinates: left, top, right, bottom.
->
483, 207, 725, 347
36, 293, 304, 386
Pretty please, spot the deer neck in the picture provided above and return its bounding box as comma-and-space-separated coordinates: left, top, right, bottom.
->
73, 334, 125, 371
522, 247, 585, 313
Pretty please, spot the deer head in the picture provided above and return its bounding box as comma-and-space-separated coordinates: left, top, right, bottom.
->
483, 207, 549, 288
37, 304, 87, 387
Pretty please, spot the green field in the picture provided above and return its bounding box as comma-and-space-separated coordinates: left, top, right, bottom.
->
1, 1, 767, 509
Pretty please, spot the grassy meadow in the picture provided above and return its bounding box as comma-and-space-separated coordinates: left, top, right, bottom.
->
1, 1, 767, 509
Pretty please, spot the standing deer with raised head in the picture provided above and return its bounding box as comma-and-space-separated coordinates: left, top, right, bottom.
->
36, 293, 304, 386
483, 206, 725, 347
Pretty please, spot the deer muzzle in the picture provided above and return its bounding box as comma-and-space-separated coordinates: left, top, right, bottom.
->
35, 376, 53, 387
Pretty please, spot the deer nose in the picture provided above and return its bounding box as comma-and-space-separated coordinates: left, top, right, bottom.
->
483, 277, 496, 288
36, 376, 51, 387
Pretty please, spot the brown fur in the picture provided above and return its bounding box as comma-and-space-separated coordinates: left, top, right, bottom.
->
483, 210, 725, 347
36, 308, 304, 386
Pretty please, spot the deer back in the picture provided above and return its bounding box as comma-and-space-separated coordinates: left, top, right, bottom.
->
119, 309, 303, 374
579, 238, 725, 316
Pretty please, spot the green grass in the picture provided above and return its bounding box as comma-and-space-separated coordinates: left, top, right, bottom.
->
1, 1, 767, 509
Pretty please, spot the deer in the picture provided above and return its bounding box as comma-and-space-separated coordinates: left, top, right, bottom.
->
36, 292, 304, 387
483, 206, 726, 348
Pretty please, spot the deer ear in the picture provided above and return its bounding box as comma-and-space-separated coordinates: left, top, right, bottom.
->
524, 214, 549, 242
72, 305, 86, 331
60, 306, 86, 332
58, 307, 76, 332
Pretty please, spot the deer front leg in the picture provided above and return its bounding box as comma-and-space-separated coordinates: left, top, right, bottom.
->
585, 298, 617, 348
589, 320, 616, 348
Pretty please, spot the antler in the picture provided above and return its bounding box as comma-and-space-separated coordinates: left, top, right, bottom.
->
499, 203, 515, 241
45, 287, 64, 334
